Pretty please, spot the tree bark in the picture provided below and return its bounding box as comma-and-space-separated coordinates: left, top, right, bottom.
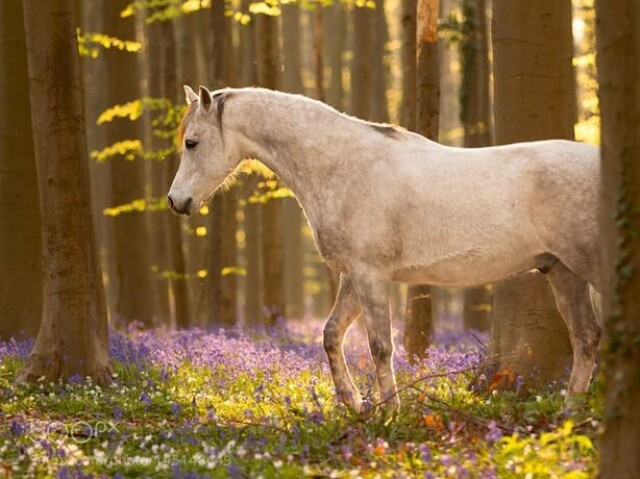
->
17, 0, 110, 383
371, 0, 389, 123
404, 0, 440, 360
0, 0, 42, 340
161, 18, 192, 329
282, 3, 306, 319
239, 4, 263, 327
256, 13, 285, 327
351, 5, 372, 120
596, 0, 640, 476
460, 0, 492, 331
488, 0, 574, 390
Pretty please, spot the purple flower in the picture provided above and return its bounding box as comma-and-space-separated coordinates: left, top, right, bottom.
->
419, 443, 431, 462
10, 417, 27, 437
485, 421, 503, 442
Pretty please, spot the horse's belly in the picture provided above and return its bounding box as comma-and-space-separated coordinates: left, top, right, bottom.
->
392, 252, 540, 288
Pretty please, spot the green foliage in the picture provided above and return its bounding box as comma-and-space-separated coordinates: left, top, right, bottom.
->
77, 28, 143, 58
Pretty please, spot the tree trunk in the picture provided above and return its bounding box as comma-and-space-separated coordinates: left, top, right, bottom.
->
488, 0, 573, 390
103, 0, 158, 327
17, 0, 110, 383
404, 0, 440, 360
282, 3, 306, 319
144, 21, 172, 325
239, 5, 263, 327
371, 0, 389, 123
351, 5, 372, 119
460, 0, 492, 332
256, 13, 285, 327
202, 0, 238, 326
325, 3, 347, 111
161, 18, 192, 329
0, 0, 42, 340
596, 1, 640, 476
401, 0, 417, 130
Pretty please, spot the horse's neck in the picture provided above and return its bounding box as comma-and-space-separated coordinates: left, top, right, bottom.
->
229, 90, 344, 208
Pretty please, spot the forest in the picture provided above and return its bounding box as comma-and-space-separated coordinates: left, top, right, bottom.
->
1, 0, 639, 477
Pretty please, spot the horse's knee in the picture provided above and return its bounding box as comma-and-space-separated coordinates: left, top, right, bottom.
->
369, 335, 393, 363
577, 324, 600, 359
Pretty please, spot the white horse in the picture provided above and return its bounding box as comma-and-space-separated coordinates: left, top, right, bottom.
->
168, 85, 601, 412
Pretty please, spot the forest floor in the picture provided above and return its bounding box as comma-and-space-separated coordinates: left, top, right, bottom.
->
0, 319, 599, 478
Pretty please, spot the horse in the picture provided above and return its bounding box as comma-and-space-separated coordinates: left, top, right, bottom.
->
168, 85, 601, 413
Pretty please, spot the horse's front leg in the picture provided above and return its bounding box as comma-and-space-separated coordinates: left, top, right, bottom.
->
323, 274, 363, 412
350, 270, 399, 412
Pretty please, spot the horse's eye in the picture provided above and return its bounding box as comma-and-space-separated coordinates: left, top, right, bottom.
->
185, 139, 198, 150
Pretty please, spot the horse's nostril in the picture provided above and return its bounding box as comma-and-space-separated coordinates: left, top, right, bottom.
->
167, 195, 175, 210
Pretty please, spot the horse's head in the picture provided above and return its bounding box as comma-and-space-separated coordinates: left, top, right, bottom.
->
167, 85, 233, 216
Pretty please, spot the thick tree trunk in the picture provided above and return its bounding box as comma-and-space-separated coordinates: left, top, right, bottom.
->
103, 0, 158, 327
17, 0, 110, 383
596, 1, 640, 476
0, 0, 42, 340
460, 0, 492, 332
488, 0, 573, 390
404, 0, 440, 360
256, 13, 285, 327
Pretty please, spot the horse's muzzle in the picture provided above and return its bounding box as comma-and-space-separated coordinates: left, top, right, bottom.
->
167, 194, 194, 216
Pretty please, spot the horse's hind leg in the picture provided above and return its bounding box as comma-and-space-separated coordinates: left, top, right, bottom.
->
349, 270, 399, 411
545, 262, 601, 406
323, 274, 363, 412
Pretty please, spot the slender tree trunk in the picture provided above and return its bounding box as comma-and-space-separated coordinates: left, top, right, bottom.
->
256, 13, 285, 327
351, 5, 372, 119
282, 3, 306, 319
103, 0, 158, 327
404, 0, 440, 360
145, 21, 173, 325
371, 0, 389, 123
460, 0, 492, 331
17, 0, 110, 383
239, 5, 263, 327
488, 0, 573, 390
0, 0, 42, 340
325, 3, 347, 111
401, 0, 417, 130
597, 1, 640, 476
202, 0, 238, 326
161, 18, 192, 329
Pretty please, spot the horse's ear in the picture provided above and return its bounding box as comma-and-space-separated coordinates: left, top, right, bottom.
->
184, 85, 198, 105
198, 85, 213, 113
